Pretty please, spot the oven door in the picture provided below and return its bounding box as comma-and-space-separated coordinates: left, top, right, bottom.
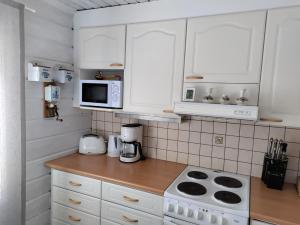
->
80, 81, 112, 107
164, 216, 197, 225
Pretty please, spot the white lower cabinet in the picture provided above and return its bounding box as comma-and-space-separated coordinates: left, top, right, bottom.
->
101, 200, 163, 225
251, 220, 275, 225
101, 218, 120, 225
51, 169, 163, 225
102, 181, 163, 217
52, 203, 100, 225
52, 219, 71, 225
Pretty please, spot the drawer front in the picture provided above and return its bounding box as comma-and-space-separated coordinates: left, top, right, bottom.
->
52, 186, 101, 216
52, 203, 100, 225
101, 218, 120, 225
102, 182, 163, 216
52, 169, 101, 198
52, 219, 71, 225
101, 200, 163, 225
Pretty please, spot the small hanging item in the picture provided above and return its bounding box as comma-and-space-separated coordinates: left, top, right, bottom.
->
44, 83, 63, 122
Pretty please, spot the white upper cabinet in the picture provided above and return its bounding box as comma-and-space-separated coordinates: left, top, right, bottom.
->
259, 7, 300, 126
124, 20, 186, 114
79, 25, 125, 69
184, 11, 266, 83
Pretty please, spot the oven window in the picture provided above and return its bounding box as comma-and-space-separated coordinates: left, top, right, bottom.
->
82, 83, 108, 103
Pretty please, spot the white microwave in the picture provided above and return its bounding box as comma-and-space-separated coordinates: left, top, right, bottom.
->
80, 80, 123, 109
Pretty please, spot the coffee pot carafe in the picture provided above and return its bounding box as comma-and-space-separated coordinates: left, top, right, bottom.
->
119, 123, 145, 163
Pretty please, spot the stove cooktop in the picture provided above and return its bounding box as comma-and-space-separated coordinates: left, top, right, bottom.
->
164, 166, 250, 218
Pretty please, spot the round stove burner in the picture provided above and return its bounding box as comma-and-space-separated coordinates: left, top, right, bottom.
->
187, 171, 208, 180
214, 191, 241, 204
214, 176, 243, 188
177, 182, 207, 196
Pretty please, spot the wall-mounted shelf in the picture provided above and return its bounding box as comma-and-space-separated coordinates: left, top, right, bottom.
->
114, 110, 182, 123
174, 102, 258, 121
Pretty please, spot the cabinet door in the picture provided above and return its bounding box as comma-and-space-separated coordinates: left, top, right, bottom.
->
79, 25, 125, 69
184, 11, 266, 83
251, 220, 275, 225
259, 7, 300, 124
124, 19, 186, 114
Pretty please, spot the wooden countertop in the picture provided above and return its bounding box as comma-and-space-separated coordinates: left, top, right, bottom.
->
251, 177, 300, 225
46, 153, 186, 196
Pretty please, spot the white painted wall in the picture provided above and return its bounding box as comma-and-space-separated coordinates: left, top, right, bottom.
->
74, 0, 300, 28
14, 1, 91, 225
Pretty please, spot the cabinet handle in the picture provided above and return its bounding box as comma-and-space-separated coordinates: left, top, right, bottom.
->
68, 198, 82, 205
69, 181, 82, 187
163, 109, 174, 113
260, 117, 283, 123
186, 75, 204, 80
110, 63, 123, 67
123, 195, 139, 202
68, 215, 81, 222
122, 215, 139, 223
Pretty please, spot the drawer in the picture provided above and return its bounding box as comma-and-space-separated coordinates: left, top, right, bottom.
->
52, 169, 101, 198
52, 186, 101, 217
101, 200, 163, 225
52, 203, 100, 225
102, 182, 163, 216
52, 219, 71, 225
101, 218, 120, 225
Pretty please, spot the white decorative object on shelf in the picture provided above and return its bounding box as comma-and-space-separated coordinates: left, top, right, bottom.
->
236, 89, 248, 106
220, 94, 231, 105
174, 102, 258, 120
53, 68, 73, 83
202, 88, 214, 103
28, 62, 53, 82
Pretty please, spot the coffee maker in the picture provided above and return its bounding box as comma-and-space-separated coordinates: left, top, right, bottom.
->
120, 123, 145, 163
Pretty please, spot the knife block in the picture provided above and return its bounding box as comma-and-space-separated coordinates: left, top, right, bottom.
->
261, 154, 288, 190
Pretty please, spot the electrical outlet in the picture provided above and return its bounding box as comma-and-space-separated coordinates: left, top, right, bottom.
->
215, 136, 224, 145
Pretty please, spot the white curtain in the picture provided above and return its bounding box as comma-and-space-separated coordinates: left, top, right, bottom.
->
0, 1, 25, 225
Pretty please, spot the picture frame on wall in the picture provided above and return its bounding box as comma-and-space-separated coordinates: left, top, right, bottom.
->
183, 87, 195, 102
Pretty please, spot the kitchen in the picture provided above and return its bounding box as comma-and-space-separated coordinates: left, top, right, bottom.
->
1, 0, 300, 225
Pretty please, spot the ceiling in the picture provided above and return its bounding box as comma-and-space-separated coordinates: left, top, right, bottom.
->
58, 0, 158, 11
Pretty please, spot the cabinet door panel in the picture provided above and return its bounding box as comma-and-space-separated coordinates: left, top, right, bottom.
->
259, 7, 300, 119
79, 25, 125, 69
185, 11, 266, 83
124, 20, 186, 114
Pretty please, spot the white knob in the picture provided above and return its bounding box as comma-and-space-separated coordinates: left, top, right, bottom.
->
218, 217, 224, 225
176, 205, 184, 215
197, 211, 203, 220
167, 203, 174, 213
209, 214, 217, 224
186, 208, 193, 218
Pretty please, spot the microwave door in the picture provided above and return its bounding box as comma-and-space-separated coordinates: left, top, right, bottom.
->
81, 83, 109, 107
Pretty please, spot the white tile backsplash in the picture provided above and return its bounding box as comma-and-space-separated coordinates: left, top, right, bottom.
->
93, 112, 300, 184
240, 124, 255, 138
254, 125, 270, 139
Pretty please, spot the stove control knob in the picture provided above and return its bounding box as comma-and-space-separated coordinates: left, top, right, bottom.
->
166, 203, 174, 213
209, 214, 217, 224
176, 205, 184, 215
218, 217, 225, 225
186, 208, 193, 218
197, 212, 203, 220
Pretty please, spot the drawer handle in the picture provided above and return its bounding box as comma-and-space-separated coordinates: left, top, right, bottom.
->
123, 195, 139, 203
260, 117, 283, 123
69, 181, 82, 187
68, 198, 82, 205
122, 215, 139, 223
68, 215, 81, 222
163, 109, 174, 113
186, 75, 203, 80
110, 63, 123, 67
